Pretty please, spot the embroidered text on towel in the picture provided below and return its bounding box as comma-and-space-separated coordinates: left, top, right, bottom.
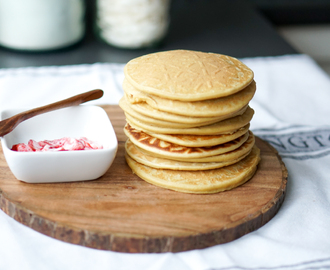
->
253, 126, 330, 160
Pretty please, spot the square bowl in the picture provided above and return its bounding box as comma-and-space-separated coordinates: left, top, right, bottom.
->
0, 105, 118, 183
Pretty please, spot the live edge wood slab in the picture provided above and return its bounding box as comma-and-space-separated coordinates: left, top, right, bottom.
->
0, 105, 288, 253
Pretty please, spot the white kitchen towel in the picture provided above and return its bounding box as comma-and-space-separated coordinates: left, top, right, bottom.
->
1, 54, 330, 270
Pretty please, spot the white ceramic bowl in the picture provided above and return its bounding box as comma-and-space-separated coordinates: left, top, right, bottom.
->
0, 105, 118, 183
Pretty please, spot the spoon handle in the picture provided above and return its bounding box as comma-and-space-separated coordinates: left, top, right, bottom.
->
0, 89, 104, 137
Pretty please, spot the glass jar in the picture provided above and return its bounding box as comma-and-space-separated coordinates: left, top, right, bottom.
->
0, 0, 85, 51
95, 0, 171, 49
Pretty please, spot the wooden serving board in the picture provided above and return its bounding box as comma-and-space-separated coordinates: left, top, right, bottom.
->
0, 105, 287, 253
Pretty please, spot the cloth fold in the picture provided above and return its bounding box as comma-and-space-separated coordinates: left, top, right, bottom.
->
1, 54, 330, 270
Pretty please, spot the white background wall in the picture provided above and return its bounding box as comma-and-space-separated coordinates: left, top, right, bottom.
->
278, 24, 330, 76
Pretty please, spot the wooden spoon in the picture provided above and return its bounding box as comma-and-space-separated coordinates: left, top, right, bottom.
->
0, 89, 104, 137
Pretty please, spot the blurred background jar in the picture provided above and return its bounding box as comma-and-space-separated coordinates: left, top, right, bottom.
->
95, 0, 171, 49
0, 0, 85, 52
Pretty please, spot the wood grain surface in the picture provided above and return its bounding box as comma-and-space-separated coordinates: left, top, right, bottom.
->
0, 105, 288, 253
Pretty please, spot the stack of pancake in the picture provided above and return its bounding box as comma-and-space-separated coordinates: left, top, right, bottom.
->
119, 50, 260, 194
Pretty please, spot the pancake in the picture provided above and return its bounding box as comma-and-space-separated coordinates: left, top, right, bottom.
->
121, 49, 259, 194
124, 98, 244, 125
124, 124, 249, 160
148, 124, 250, 147
119, 96, 243, 127
125, 145, 260, 194
119, 97, 222, 128
124, 50, 254, 101
125, 139, 250, 170
123, 78, 256, 117
125, 106, 254, 135
133, 130, 255, 163
165, 130, 255, 162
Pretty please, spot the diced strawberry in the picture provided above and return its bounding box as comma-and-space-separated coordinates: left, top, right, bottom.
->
11, 144, 20, 151
80, 137, 103, 149
11, 143, 33, 152
41, 144, 53, 152
42, 138, 65, 149
11, 137, 103, 152
38, 141, 47, 148
28, 140, 42, 152
57, 138, 75, 151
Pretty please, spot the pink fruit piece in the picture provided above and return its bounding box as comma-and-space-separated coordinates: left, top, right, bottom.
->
28, 140, 43, 152
11, 137, 103, 152
11, 143, 33, 152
